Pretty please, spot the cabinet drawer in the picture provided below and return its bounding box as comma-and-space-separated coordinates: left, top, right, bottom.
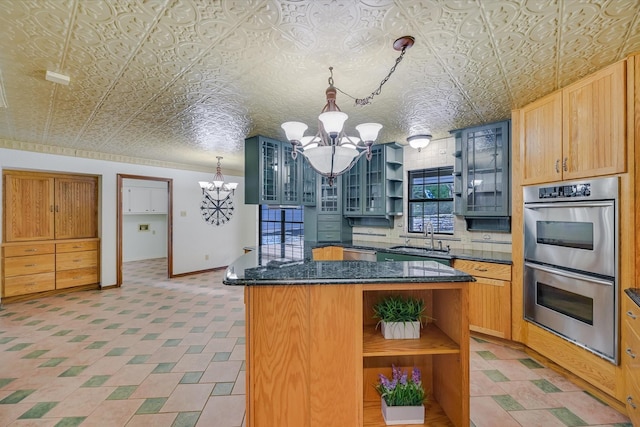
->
3, 254, 55, 277
3, 272, 55, 297
624, 318, 640, 370
56, 267, 98, 289
56, 240, 98, 253
453, 259, 511, 281
56, 251, 98, 271
625, 366, 640, 426
318, 231, 341, 242
318, 214, 342, 222
318, 221, 341, 232
3, 243, 55, 257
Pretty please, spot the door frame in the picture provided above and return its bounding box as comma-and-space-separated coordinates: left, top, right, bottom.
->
116, 174, 173, 286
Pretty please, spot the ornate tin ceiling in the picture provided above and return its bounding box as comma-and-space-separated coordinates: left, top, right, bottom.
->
0, 0, 639, 174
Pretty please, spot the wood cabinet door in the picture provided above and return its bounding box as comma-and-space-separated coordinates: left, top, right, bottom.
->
562, 60, 626, 179
520, 91, 563, 185
54, 176, 98, 239
3, 173, 55, 241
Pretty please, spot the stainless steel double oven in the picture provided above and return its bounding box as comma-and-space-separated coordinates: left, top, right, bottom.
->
523, 177, 618, 363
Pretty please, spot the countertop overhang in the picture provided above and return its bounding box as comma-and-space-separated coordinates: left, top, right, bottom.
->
224, 242, 476, 286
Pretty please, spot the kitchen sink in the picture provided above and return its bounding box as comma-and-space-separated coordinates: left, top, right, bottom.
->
389, 245, 451, 256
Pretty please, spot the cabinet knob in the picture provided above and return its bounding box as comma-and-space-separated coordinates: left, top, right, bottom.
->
25, 264, 36, 267
475, 267, 488, 272
628, 310, 638, 320
555, 160, 560, 173
628, 396, 637, 409
562, 157, 568, 171
626, 347, 637, 359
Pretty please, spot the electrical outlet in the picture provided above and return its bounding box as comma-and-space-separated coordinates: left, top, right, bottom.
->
483, 234, 491, 240
180, 210, 187, 217
205, 254, 209, 260
439, 148, 446, 155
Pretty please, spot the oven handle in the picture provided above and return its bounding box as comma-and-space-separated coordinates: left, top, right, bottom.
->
524, 262, 613, 286
524, 201, 614, 209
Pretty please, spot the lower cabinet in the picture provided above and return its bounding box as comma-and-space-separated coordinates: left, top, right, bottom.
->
245, 281, 469, 427
2, 238, 100, 299
623, 292, 640, 424
452, 259, 512, 339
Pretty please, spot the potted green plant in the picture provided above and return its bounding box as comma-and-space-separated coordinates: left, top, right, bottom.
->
376, 365, 426, 425
373, 295, 427, 339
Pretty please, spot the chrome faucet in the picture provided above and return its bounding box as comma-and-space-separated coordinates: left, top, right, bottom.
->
423, 221, 434, 250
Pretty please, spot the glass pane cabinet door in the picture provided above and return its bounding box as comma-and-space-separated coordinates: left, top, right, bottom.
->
261, 139, 279, 203
320, 177, 339, 213
465, 122, 507, 215
364, 148, 384, 214
301, 159, 316, 205
281, 144, 300, 204
342, 163, 361, 214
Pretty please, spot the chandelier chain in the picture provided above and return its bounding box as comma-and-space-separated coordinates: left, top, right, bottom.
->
341, 46, 409, 106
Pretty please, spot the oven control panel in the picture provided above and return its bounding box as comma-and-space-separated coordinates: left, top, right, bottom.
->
538, 183, 591, 199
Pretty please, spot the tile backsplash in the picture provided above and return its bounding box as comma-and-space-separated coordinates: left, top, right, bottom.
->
351, 136, 512, 253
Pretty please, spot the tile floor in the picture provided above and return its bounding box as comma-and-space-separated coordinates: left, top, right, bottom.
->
0, 258, 632, 427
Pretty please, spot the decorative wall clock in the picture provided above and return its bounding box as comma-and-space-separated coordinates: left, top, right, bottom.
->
200, 192, 234, 226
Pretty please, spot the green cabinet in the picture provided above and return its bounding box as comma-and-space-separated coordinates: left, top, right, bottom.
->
245, 135, 315, 206
342, 142, 403, 219
304, 176, 351, 242
451, 121, 510, 231
376, 251, 451, 266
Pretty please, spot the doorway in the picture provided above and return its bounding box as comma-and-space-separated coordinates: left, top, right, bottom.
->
116, 174, 173, 286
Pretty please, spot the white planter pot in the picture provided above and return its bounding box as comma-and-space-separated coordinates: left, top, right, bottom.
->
381, 397, 425, 425
380, 321, 420, 339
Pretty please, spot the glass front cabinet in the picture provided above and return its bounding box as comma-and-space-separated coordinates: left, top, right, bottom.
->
451, 120, 510, 230
342, 142, 403, 219
245, 135, 315, 206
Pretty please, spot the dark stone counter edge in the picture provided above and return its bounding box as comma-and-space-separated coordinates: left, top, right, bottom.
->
225, 275, 474, 287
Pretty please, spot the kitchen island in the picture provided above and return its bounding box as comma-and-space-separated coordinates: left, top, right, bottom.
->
224, 246, 473, 427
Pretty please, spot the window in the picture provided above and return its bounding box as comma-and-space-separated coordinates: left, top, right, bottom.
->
408, 167, 454, 234
259, 205, 304, 245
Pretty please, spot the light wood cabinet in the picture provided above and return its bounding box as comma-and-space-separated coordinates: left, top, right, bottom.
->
2, 171, 100, 300
3, 173, 55, 241
245, 281, 469, 427
2, 242, 55, 297
55, 239, 99, 289
519, 60, 626, 185
3, 171, 98, 242
453, 259, 512, 339
623, 293, 640, 425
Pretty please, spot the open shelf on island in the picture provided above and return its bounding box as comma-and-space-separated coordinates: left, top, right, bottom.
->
363, 323, 460, 357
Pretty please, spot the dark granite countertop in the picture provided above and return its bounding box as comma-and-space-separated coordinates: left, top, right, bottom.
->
625, 288, 640, 308
344, 241, 512, 265
224, 243, 474, 286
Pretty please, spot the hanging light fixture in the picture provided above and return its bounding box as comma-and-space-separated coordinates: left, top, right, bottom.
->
407, 134, 432, 152
198, 156, 238, 226
281, 36, 415, 186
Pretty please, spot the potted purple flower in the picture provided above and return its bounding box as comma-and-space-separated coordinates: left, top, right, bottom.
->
375, 365, 426, 425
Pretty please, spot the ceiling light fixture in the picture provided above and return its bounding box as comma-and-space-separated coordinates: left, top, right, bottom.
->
45, 70, 70, 85
281, 36, 415, 186
198, 156, 238, 226
407, 134, 432, 152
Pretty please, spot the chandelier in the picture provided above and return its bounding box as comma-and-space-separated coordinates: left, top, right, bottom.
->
198, 156, 238, 226
281, 36, 415, 186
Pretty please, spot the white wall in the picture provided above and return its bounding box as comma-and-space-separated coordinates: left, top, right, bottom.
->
0, 147, 258, 292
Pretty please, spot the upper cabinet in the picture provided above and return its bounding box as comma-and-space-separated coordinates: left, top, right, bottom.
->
452, 120, 511, 228
342, 142, 403, 219
245, 135, 315, 206
520, 60, 626, 185
123, 187, 168, 214
4, 172, 98, 242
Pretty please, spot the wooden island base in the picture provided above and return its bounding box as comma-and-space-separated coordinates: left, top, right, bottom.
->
244, 281, 470, 427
